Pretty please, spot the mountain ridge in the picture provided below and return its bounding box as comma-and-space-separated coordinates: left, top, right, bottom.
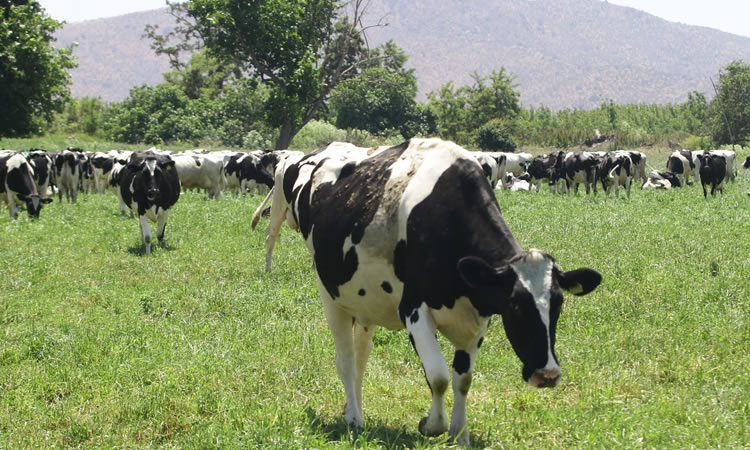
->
53, 0, 750, 110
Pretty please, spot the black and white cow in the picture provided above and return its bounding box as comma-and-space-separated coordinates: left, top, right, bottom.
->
560, 151, 601, 194
595, 152, 632, 198
526, 151, 565, 192
0, 153, 53, 219
615, 150, 647, 185
641, 170, 682, 190
224, 152, 275, 196
55, 149, 81, 203
253, 138, 601, 445
90, 152, 115, 193
119, 151, 180, 254
666, 150, 696, 187
696, 152, 727, 199
743, 155, 750, 171
27, 150, 54, 197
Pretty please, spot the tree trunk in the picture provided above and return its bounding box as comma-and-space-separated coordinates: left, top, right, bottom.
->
276, 120, 296, 150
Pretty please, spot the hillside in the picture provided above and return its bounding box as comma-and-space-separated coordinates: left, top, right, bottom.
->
54, 0, 750, 109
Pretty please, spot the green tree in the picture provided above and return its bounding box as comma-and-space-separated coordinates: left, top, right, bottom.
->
0, 0, 76, 137
709, 60, 750, 145
329, 41, 434, 139
183, 0, 376, 149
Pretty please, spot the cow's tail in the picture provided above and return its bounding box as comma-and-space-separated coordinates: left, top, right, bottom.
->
608, 163, 621, 180
251, 187, 274, 230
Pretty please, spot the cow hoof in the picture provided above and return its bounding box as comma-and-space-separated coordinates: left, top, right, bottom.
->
418, 416, 448, 437
450, 428, 471, 447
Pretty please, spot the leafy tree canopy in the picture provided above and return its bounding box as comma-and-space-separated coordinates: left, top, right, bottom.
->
709, 60, 750, 145
0, 0, 76, 137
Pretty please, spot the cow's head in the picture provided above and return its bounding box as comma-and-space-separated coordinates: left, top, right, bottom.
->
130, 157, 175, 201
22, 194, 53, 218
458, 249, 601, 388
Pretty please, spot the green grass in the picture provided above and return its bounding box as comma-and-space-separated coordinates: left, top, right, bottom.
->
0, 146, 748, 448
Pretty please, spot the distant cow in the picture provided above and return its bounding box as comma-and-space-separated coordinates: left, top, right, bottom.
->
596, 152, 632, 198
560, 151, 600, 194
0, 153, 53, 219
527, 151, 564, 192
490, 152, 532, 176
666, 150, 696, 187
224, 152, 275, 196
470, 152, 502, 188
253, 138, 601, 446
743, 155, 750, 170
615, 150, 647, 185
55, 149, 81, 203
696, 152, 727, 199
641, 170, 681, 190
27, 150, 54, 197
707, 150, 736, 183
90, 152, 115, 193
173, 151, 225, 200
503, 173, 532, 191
119, 152, 180, 254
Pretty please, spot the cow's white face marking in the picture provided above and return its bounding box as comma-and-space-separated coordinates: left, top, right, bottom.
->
511, 249, 559, 372
145, 159, 157, 176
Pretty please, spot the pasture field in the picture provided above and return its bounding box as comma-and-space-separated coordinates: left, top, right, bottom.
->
1, 144, 749, 448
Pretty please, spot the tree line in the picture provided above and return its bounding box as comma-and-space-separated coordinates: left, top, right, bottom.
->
2, 0, 749, 151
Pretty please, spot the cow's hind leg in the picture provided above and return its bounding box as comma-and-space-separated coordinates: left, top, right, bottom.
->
403, 303, 449, 437
353, 323, 376, 417
319, 283, 363, 429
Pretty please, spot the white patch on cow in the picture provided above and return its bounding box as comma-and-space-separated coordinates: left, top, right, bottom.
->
432, 297, 491, 349
145, 158, 157, 176
511, 249, 559, 372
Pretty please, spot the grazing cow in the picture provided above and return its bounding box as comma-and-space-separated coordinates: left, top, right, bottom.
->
173, 151, 225, 200
696, 152, 727, 199
666, 150, 695, 187
119, 152, 180, 254
224, 152, 275, 196
527, 151, 564, 192
641, 170, 681, 189
491, 152, 532, 176
27, 150, 54, 197
0, 153, 53, 219
90, 152, 115, 193
255, 138, 601, 445
560, 151, 600, 194
596, 152, 632, 198
615, 150, 647, 185
55, 149, 81, 203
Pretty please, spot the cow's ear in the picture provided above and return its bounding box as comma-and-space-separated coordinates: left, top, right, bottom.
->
127, 162, 143, 171
161, 160, 175, 171
557, 267, 602, 296
457, 256, 512, 289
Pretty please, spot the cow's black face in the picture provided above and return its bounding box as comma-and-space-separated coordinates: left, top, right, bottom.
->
135, 158, 174, 201
458, 250, 601, 388
23, 195, 53, 218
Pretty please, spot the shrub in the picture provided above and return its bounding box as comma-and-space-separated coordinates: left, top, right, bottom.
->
476, 119, 517, 152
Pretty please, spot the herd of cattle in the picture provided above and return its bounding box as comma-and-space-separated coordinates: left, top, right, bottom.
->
3, 137, 749, 445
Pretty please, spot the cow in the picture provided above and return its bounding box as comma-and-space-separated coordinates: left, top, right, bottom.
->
224, 152, 275, 196
172, 151, 225, 200
253, 138, 602, 445
641, 170, 681, 190
0, 153, 53, 219
526, 151, 564, 192
27, 150, 54, 197
119, 151, 180, 254
107, 151, 133, 216
595, 152, 632, 198
503, 173, 532, 191
90, 152, 115, 193
707, 150, 736, 183
470, 152, 501, 188
560, 151, 600, 194
490, 152, 532, 176
615, 150, 647, 185
666, 150, 695, 187
55, 149, 81, 203
696, 152, 727, 199
744, 155, 750, 171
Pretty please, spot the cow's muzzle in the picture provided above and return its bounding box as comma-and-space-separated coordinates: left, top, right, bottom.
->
146, 189, 159, 201
528, 368, 561, 388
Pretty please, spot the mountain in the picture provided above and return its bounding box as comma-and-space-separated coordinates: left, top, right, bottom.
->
53, 0, 750, 110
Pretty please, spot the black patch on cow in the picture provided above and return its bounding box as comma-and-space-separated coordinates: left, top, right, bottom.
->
302, 143, 409, 299
477, 337, 484, 349
396, 158, 523, 320
666, 155, 684, 175
409, 309, 420, 324
453, 350, 471, 375
393, 239, 407, 282
699, 154, 727, 198
358, 289, 366, 296
381, 281, 392, 293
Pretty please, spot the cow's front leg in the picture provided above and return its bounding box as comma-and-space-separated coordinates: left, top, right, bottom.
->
404, 303, 449, 437
139, 215, 153, 254
319, 283, 363, 428
449, 340, 482, 447
156, 209, 169, 246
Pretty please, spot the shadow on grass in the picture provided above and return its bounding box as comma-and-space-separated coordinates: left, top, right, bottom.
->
304, 406, 487, 448
126, 243, 177, 256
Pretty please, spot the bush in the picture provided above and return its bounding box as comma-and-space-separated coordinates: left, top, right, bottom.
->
476, 119, 517, 152
683, 135, 714, 150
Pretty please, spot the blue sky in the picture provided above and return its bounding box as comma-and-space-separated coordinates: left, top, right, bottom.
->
37, 0, 750, 38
